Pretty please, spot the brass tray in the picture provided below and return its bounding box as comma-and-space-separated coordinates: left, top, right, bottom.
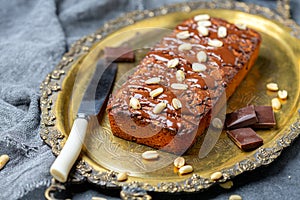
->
41, 0, 300, 199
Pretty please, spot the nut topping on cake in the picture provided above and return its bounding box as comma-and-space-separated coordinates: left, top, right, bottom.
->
171, 83, 188, 90
196, 51, 208, 62
235, 23, 247, 30
150, 87, 164, 98
192, 63, 207, 72
129, 97, 141, 109
178, 43, 192, 51
167, 58, 179, 68
194, 14, 210, 22
176, 70, 185, 82
208, 38, 223, 47
172, 98, 182, 110
145, 77, 161, 85
153, 102, 167, 114
217, 26, 227, 38
197, 20, 212, 27
176, 31, 190, 39
197, 26, 209, 36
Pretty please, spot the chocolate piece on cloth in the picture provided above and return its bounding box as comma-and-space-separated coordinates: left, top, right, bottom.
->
225, 105, 258, 129
252, 106, 276, 129
227, 128, 263, 151
104, 47, 135, 62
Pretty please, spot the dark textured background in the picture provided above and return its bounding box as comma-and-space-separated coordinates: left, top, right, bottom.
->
0, 0, 299, 199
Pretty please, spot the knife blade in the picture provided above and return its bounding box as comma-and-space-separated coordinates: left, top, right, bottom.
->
50, 60, 117, 183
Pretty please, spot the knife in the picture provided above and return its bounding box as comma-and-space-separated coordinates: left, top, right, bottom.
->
50, 60, 117, 183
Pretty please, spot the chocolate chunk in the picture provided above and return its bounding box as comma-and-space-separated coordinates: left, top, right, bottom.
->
225, 105, 258, 129
104, 47, 135, 62
227, 128, 263, 151
252, 106, 276, 129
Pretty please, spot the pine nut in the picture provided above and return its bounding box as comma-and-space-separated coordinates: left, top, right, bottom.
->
176, 70, 185, 82
145, 77, 161, 85
218, 26, 227, 38
208, 39, 223, 47
117, 172, 128, 182
212, 118, 223, 129
197, 26, 209, 36
172, 98, 182, 110
278, 90, 288, 100
171, 83, 188, 90
271, 98, 281, 110
266, 83, 279, 91
167, 58, 179, 68
142, 151, 159, 160
129, 97, 141, 109
173, 157, 185, 168
153, 102, 167, 114
219, 181, 233, 189
235, 23, 247, 30
178, 43, 192, 51
192, 63, 207, 72
176, 31, 190, 39
210, 171, 223, 181
197, 51, 208, 62
92, 197, 107, 200
194, 14, 210, 21
0, 154, 9, 170
150, 87, 164, 98
197, 20, 212, 27
229, 194, 242, 200
179, 165, 193, 175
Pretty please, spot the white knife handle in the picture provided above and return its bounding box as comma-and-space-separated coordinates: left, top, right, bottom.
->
50, 117, 88, 183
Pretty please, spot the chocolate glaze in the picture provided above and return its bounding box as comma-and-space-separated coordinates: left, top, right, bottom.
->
108, 17, 261, 137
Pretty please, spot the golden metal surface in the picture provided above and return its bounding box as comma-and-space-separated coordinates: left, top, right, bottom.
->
41, 0, 300, 197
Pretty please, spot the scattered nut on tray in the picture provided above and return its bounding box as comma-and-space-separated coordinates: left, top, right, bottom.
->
271, 98, 281, 110
278, 90, 288, 100
173, 157, 185, 168
178, 165, 193, 175
117, 172, 128, 182
265, 82, 288, 110
212, 117, 223, 129
142, 150, 159, 160
266, 82, 279, 91
219, 180, 234, 189
210, 171, 223, 181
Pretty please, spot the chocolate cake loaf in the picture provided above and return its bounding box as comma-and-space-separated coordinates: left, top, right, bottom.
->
107, 14, 262, 154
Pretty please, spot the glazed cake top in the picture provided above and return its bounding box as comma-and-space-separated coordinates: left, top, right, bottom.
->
108, 15, 261, 135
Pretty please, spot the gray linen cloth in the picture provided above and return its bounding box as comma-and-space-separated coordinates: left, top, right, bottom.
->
0, 0, 300, 199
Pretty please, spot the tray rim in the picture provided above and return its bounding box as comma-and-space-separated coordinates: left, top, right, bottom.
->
41, 0, 300, 198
